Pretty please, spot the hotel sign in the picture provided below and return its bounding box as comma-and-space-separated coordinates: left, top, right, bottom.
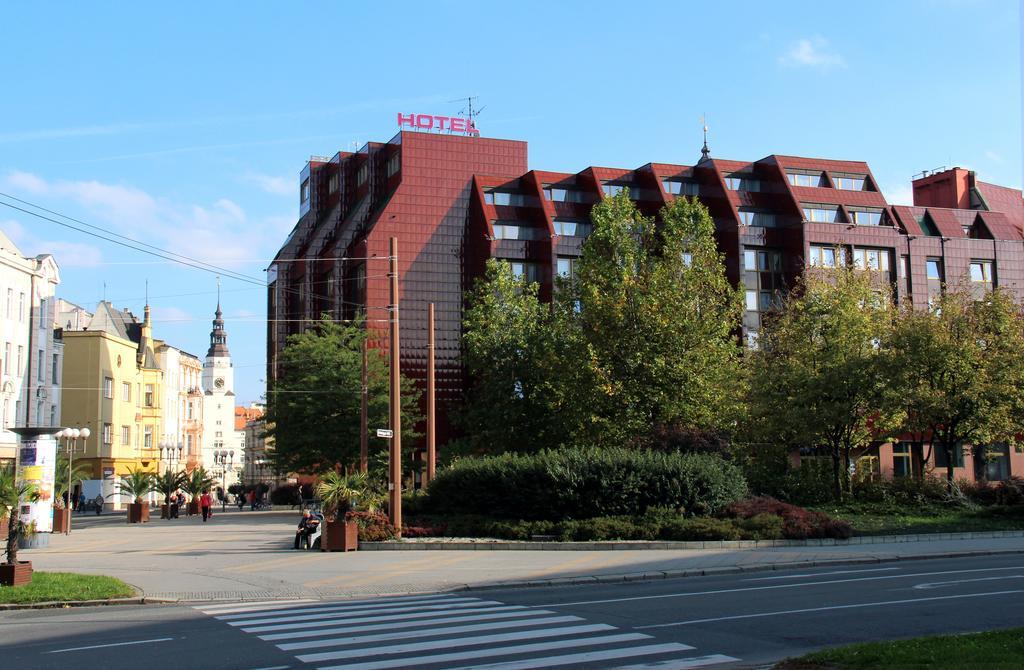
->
397, 113, 479, 137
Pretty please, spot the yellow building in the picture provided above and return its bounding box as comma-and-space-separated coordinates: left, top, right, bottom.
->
61, 301, 164, 509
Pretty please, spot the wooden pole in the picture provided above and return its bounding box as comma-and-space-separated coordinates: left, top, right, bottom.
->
388, 237, 402, 535
360, 337, 368, 474
426, 302, 436, 485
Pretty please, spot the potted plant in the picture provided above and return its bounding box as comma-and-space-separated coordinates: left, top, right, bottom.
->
183, 467, 216, 516
53, 454, 90, 534
115, 468, 156, 523
316, 471, 383, 552
155, 469, 186, 519
1, 466, 38, 586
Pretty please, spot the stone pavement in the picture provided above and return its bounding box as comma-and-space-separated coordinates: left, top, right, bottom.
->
21, 510, 1024, 602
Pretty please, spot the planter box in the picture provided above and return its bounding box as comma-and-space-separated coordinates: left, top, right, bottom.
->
0, 561, 32, 586
321, 519, 359, 552
188, 501, 200, 516
127, 503, 150, 524
52, 508, 72, 534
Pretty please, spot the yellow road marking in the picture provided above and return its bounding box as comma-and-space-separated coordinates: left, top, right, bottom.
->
520, 553, 612, 580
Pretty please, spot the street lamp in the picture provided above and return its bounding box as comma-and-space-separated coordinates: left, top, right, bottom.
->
213, 449, 234, 512
56, 426, 89, 534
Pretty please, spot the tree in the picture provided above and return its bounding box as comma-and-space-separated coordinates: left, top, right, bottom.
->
887, 286, 1024, 487
573, 193, 744, 446
54, 454, 91, 509
113, 468, 156, 504
1, 466, 38, 566
459, 259, 594, 454
155, 469, 186, 508
183, 467, 216, 499
748, 265, 898, 501
265, 316, 422, 474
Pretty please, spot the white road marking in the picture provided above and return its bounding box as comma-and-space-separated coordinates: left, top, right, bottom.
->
744, 567, 900, 581
241, 604, 530, 634
216, 595, 478, 620
278, 614, 583, 650
546, 565, 1024, 607
296, 623, 618, 663
46, 638, 175, 654
258, 607, 558, 641
612, 654, 741, 669
913, 575, 1024, 589
636, 589, 1024, 628
317, 632, 652, 670
448, 645, 710, 670
196, 598, 318, 615
228, 598, 505, 626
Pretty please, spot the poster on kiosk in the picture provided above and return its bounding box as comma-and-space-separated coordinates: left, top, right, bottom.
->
12, 427, 61, 534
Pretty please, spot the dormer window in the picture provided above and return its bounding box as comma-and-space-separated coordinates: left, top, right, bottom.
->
725, 174, 761, 192
662, 179, 699, 196
544, 186, 591, 203
738, 208, 777, 227
491, 221, 545, 241
832, 173, 868, 191
485, 190, 529, 206
787, 171, 825, 188
849, 208, 884, 226
602, 182, 629, 197
917, 212, 941, 237
356, 164, 368, 187
802, 204, 843, 223
553, 218, 593, 237
386, 154, 400, 178
328, 174, 339, 194
300, 179, 310, 204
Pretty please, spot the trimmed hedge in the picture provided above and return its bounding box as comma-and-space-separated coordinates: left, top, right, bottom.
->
425, 448, 748, 520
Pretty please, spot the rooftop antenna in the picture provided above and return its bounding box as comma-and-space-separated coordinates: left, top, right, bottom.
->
449, 96, 484, 135
700, 113, 711, 160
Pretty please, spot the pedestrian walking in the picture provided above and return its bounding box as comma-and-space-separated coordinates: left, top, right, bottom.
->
200, 490, 212, 522
93, 494, 103, 515
248, 489, 256, 512
78, 492, 86, 512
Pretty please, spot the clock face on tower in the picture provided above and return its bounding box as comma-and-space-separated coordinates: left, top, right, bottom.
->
214, 377, 225, 389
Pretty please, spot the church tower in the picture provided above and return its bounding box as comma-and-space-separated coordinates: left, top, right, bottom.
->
201, 296, 239, 486
202, 299, 234, 396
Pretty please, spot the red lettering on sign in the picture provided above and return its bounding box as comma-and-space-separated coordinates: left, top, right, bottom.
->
450, 117, 465, 132
434, 115, 450, 131
397, 113, 415, 127
415, 114, 433, 129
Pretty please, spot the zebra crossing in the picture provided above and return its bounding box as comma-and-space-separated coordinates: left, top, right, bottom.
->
195, 593, 739, 669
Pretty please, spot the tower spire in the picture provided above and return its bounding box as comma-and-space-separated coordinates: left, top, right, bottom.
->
700, 113, 711, 161
207, 288, 229, 358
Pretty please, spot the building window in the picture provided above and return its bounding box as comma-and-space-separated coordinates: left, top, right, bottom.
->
485, 190, 529, 206
5, 288, 11, 318
544, 186, 591, 203
2, 343, 7, 374
851, 248, 891, 272
681, 252, 693, 267
300, 179, 310, 204
18, 293, 24, 322
602, 183, 628, 197
662, 179, 699, 196
37, 350, 44, 381
850, 209, 884, 226
969, 260, 994, 284
103, 423, 112, 446
745, 331, 759, 349
121, 425, 131, 446
356, 164, 368, 186
808, 245, 843, 268
556, 256, 578, 279
145, 384, 154, 407
491, 222, 546, 241
327, 174, 338, 194
738, 209, 777, 228
144, 426, 153, 450
926, 258, 944, 281
934, 443, 964, 469
802, 205, 841, 223
724, 175, 761, 192
186, 435, 193, 453
50, 404, 56, 426
16, 346, 22, 375
386, 154, 400, 178
917, 213, 941, 237
552, 219, 592, 237
52, 354, 59, 384
786, 171, 825, 188
104, 377, 114, 399
892, 443, 912, 478
121, 382, 131, 402
501, 260, 542, 284
832, 174, 867, 191
977, 443, 1010, 482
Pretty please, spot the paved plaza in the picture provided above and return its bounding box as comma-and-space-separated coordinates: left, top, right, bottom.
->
21, 510, 1024, 602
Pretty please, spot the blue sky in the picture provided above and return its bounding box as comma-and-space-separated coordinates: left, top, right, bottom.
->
1, 1, 1019, 405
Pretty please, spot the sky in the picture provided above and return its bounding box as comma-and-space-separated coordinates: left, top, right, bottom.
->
0, 1, 1019, 405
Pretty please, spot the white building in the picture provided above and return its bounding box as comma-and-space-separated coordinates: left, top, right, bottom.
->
201, 300, 240, 489
0, 230, 63, 466
154, 341, 204, 472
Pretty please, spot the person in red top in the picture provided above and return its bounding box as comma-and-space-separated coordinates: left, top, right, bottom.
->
200, 490, 213, 522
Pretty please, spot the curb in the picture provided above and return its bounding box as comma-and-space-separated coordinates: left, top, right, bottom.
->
360, 529, 1024, 551
0, 596, 179, 611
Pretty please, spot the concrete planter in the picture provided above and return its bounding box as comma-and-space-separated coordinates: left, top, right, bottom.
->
187, 501, 200, 516
18, 534, 49, 549
52, 508, 71, 534
127, 503, 150, 524
0, 561, 32, 586
321, 519, 359, 552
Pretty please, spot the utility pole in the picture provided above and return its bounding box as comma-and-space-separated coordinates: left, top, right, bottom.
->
388, 236, 402, 535
360, 337, 368, 474
426, 302, 436, 485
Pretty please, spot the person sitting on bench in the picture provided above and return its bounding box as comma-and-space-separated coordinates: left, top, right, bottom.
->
294, 509, 319, 549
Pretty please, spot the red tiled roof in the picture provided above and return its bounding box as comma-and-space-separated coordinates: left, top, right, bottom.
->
976, 180, 1024, 228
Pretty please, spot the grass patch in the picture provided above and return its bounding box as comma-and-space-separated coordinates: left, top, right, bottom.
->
811, 503, 1024, 536
0, 571, 135, 604
775, 627, 1024, 669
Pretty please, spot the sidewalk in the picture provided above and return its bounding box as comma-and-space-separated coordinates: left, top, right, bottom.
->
22, 510, 1024, 602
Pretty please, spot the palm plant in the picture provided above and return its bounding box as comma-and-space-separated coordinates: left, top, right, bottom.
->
114, 468, 156, 504
316, 470, 384, 518
155, 468, 186, 508
54, 455, 91, 510
1, 466, 39, 566
182, 467, 216, 499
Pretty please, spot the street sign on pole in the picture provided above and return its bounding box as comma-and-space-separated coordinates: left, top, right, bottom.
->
376, 429, 393, 439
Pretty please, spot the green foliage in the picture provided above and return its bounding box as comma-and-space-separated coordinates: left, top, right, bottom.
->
748, 265, 899, 501
344, 510, 397, 541
182, 467, 216, 497
1, 466, 39, 565
266, 316, 422, 473
0, 571, 135, 604
886, 286, 1024, 487
317, 471, 385, 515
54, 455, 91, 506
425, 447, 747, 520
113, 468, 155, 503
155, 469, 186, 504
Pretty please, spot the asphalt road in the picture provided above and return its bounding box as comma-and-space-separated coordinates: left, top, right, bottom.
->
2, 554, 1022, 669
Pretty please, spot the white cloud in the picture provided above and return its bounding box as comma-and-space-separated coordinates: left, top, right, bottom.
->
1, 218, 104, 268
883, 183, 915, 206
151, 306, 194, 323
241, 173, 294, 196
985, 150, 1004, 163
778, 37, 846, 70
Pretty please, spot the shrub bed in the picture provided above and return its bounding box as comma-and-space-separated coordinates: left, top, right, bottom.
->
724, 496, 853, 540
425, 447, 748, 520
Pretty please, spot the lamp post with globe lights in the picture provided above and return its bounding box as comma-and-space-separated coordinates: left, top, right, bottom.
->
213, 449, 234, 512
56, 426, 90, 534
